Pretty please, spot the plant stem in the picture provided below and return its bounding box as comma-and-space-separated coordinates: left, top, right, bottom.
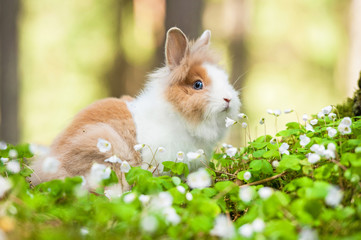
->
238, 172, 287, 187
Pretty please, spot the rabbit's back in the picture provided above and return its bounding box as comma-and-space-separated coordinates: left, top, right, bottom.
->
30, 97, 141, 187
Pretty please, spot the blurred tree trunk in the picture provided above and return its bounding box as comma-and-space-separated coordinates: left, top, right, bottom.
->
154, 0, 205, 68
0, 0, 19, 144
105, 0, 132, 98
226, 0, 250, 91
347, 0, 361, 97
164, 0, 204, 39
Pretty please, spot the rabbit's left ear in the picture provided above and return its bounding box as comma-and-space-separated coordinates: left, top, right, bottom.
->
165, 27, 189, 68
197, 30, 211, 47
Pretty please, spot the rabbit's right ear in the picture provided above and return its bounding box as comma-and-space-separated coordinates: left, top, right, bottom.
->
165, 27, 189, 68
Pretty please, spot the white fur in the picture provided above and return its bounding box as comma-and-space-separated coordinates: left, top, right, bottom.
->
127, 63, 241, 174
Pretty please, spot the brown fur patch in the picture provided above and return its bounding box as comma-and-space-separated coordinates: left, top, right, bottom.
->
166, 64, 211, 123
168, 37, 220, 84
30, 97, 141, 189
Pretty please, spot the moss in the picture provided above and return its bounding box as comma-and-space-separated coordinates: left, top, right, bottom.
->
336, 71, 361, 118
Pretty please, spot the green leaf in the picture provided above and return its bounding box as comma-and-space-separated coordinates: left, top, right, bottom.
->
250, 142, 268, 150
214, 181, 237, 193
264, 220, 297, 240
305, 181, 330, 199
249, 160, 273, 175
263, 149, 279, 159
277, 155, 301, 172
286, 122, 303, 129
126, 167, 152, 185
171, 176, 181, 186
253, 149, 267, 158
162, 161, 189, 177
276, 129, 303, 137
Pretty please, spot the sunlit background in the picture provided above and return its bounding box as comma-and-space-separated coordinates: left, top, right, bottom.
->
1, 0, 360, 147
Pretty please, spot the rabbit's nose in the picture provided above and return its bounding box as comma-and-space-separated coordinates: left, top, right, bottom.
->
223, 98, 231, 103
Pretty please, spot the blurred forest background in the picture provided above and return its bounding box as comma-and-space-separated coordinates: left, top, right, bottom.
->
1, 0, 360, 146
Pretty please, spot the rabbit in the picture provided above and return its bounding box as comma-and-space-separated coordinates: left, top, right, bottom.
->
29, 27, 241, 192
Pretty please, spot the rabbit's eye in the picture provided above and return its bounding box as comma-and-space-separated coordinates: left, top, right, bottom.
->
193, 80, 203, 90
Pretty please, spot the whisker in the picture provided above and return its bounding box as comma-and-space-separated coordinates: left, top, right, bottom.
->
232, 70, 250, 87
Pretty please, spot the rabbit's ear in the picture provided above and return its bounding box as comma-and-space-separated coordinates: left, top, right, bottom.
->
165, 27, 189, 68
197, 30, 211, 47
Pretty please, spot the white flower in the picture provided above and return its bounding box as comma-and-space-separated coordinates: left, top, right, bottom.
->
284, 109, 293, 114
243, 171, 251, 181
300, 134, 311, 147
97, 138, 111, 153
299, 227, 319, 240
225, 117, 236, 127
238, 113, 247, 119
272, 160, 279, 168
267, 109, 274, 115
6, 161, 20, 173
222, 143, 230, 149
187, 151, 201, 161
258, 187, 273, 199
210, 215, 235, 239
274, 109, 281, 117
104, 155, 122, 164
323, 149, 335, 159
327, 127, 337, 138
325, 186, 343, 207
322, 105, 332, 115
310, 119, 318, 125
186, 192, 193, 201
259, 118, 265, 125
187, 168, 212, 189
196, 149, 205, 155
317, 111, 325, 119
270, 138, 277, 144
241, 122, 248, 128
80, 227, 89, 236
252, 218, 265, 233
339, 117, 352, 127
134, 144, 145, 151
89, 163, 111, 187
80, 176, 87, 187
104, 184, 123, 200
0, 141, 7, 150
157, 147, 166, 153
29, 144, 49, 156
239, 186, 254, 202
0, 176, 12, 197
140, 215, 158, 233
328, 113, 337, 121
338, 124, 351, 135
123, 192, 136, 203
176, 151, 184, 161
226, 147, 237, 158
139, 194, 151, 205
238, 223, 253, 238
120, 161, 131, 173
42, 157, 60, 174
327, 143, 336, 152
310, 144, 325, 155
162, 207, 181, 225
176, 185, 186, 194
308, 153, 321, 164
1, 157, 9, 163
302, 114, 308, 122
306, 123, 315, 132
279, 143, 290, 155
150, 192, 173, 209
8, 149, 18, 159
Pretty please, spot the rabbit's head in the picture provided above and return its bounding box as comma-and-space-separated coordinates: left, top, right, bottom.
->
162, 28, 241, 134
